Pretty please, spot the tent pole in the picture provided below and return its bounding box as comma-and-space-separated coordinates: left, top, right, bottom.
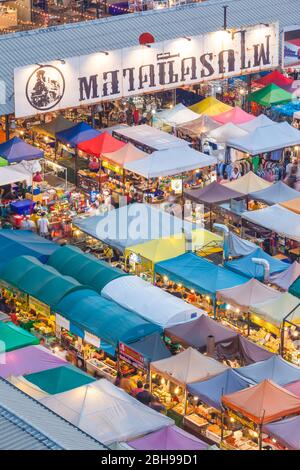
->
247, 311, 250, 336
74, 147, 78, 188
258, 424, 263, 450
213, 297, 217, 319
5, 114, 9, 142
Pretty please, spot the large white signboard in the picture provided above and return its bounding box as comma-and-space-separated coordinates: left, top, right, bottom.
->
14, 23, 279, 118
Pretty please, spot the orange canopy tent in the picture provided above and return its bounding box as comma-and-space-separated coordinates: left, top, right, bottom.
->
222, 379, 300, 425
77, 131, 126, 158
280, 197, 300, 215
102, 143, 147, 168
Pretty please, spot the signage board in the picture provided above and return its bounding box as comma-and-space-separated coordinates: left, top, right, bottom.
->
283, 26, 300, 68
119, 341, 146, 370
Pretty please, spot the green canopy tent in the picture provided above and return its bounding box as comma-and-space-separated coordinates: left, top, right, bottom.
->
0, 157, 8, 167
24, 364, 95, 394
246, 84, 293, 106
0, 322, 39, 352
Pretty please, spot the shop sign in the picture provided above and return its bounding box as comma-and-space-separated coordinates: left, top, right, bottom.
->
14, 23, 278, 118
171, 178, 183, 194
102, 160, 123, 175
84, 331, 101, 348
283, 26, 300, 68
55, 313, 70, 331
119, 341, 145, 370
29, 296, 50, 317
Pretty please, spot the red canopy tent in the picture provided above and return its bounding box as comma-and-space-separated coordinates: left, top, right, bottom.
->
77, 131, 126, 158
255, 70, 294, 88
213, 106, 255, 125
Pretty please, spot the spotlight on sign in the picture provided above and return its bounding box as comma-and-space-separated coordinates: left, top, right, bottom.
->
139, 32, 155, 48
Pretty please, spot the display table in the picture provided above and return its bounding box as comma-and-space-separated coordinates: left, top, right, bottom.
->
86, 358, 117, 383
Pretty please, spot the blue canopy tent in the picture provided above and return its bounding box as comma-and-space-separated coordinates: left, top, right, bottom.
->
56, 122, 100, 147
263, 415, 300, 450
0, 230, 58, 269
235, 355, 300, 386
155, 253, 248, 302
187, 369, 252, 410
54, 289, 161, 354
123, 332, 171, 364
225, 247, 289, 281
0, 137, 44, 163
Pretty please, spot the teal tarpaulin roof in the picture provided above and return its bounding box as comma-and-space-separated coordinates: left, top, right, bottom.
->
0, 322, 39, 352
55, 289, 161, 348
289, 276, 300, 298
24, 365, 95, 394
47, 245, 127, 293
155, 253, 248, 297
225, 247, 289, 280
0, 256, 83, 307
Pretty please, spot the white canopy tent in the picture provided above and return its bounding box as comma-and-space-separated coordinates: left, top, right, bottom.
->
40, 379, 173, 445
156, 104, 200, 126
207, 122, 249, 144
9, 375, 49, 400
101, 276, 204, 327
113, 124, 186, 151
250, 293, 300, 327
227, 122, 300, 154
238, 114, 275, 133
242, 204, 300, 242
217, 278, 281, 309
0, 163, 32, 186
124, 146, 217, 178
270, 262, 300, 291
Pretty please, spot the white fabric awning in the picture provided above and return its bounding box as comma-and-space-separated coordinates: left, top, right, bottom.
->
251, 293, 300, 327
156, 104, 200, 126
124, 146, 217, 178
208, 122, 249, 144
238, 114, 275, 133
0, 163, 32, 186
113, 124, 186, 151
101, 276, 204, 327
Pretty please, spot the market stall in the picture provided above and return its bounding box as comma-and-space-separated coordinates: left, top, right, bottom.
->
0, 321, 39, 352
263, 415, 300, 450
40, 378, 173, 445
176, 115, 220, 145
238, 114, 275, 132
255, 70, 294, 89
0, 137, 44, 164
31, 115, 76, 140
207, 123, 249, 147
246, 83, 293, 107
155, 253, 248, 316
212, 107, 255, 125
249, 181, 299, 206
189, 97, 232, 116
223, 171, 272, 195
236, 355, 300, 386
221, 379, 300, 450
156, 104, 200, 127
129, 425, 209, 450
271, 261, 300, 291
280, 196, 300, 215
289, 273, 300, 297
0, 163, 33, 187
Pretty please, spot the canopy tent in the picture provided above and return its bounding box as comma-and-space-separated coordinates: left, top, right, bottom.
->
129, 425, 208, 451
23, 364, 95, 395
207, 123, 249, 144
151, 347, 228, 385
156, 104, 200, 126
40, 379, 173, 445
238, 114, 275, 132
189, 97, 232, 116
77, 131, 126, 157
73, 203, 196, 252
242, 204, 300, 242
251, 292, 300, 328
0, 322, 39, 352
31, 115, 76, 139
8, 375, 50, 400
113, 124, 186, 151
246, 84, 293, 106
227, 231, 258, 258
222, 379, 300, 425
188, 369, 251, 411
235, 355, 300, 386
224, 247, 289, 281
285, 380, 300, 397
55, 289, 161, 350
123, 332, 171, 363
0, 157, 7, 167
101, 276, 203, 328
289, 274, 300, 298
0, 255, 83, 307
0, 345, 66, 379
0, 229, 58, 268
249, 181, 299, 205
47, 245, 127, 294
124, 229, 223, 265
263, 415, 300, 450
223, 171, 272, 194
212, 107, 255, 125
56, 122, 100, 147
185, 181, 245, 204
164, 315, 237, 352
216, 278, 281, 309
0, 137, 44, 163
0, 163, 33, 186
280, 196, 300, 215
255, 70, 294, 88
227, 121, 300, 154
101, 143, 147, 167
270, 261, 300, 291
216, 334, 274, 366
175, 88, 205, 107
155, 253, 248, 298
177, 114, 220, 137
124, 146, 217, 179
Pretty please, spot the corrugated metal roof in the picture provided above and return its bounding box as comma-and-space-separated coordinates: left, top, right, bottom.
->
0, 0, 298, 115
0, 378, 107, 450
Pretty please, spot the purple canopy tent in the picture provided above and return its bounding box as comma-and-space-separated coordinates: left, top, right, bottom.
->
129, 425, 209, 450
0, 345, 66, 379
0, 137, 44, 163
285, 380, 300, 397
263, 415, 300, 450
216, 334, 274, 365
270, 261, 300, 291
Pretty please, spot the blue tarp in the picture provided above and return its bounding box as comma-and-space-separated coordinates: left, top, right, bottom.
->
55, 289, 161, 349
155, 253, 248, 298
188, 369, 252, 410
235, 355, 300, 386
271, 101, 300, 117
263, 415, 300, 450
0, 230, 58, 269
0, 137, 44, 163
56, 122, 100, 147
125, 332, 171, 363
225, 247, 289, 281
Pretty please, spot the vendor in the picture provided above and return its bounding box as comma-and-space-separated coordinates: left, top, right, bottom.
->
21, 215, 37, 232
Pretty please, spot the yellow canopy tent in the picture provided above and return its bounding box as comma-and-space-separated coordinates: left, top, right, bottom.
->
280, 197, 300, 215
189, 97, 232, 116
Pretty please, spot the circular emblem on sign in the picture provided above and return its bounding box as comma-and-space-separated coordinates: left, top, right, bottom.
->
26, 65, 65, 111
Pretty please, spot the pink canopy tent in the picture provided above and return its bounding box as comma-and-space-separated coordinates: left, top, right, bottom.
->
212, 107, 255, 125
0, 345, 66, 379
129, 425, 209, 450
